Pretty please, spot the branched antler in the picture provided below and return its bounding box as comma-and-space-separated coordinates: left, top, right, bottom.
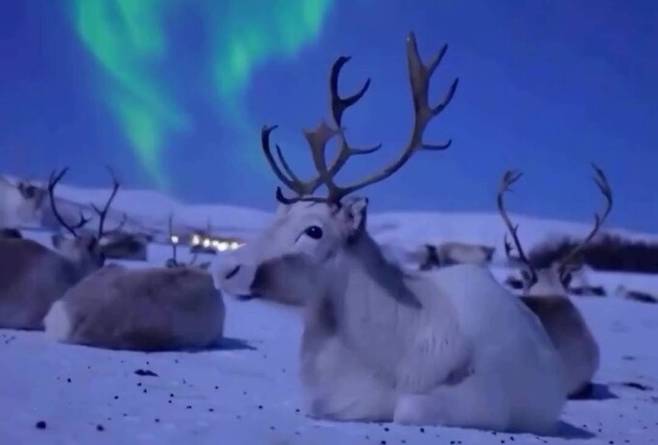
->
91, 167, 120, 240
497, 170, 538, 287
557, 163, 613, 278
262, 32, 458, 204
48, 168, 90, 238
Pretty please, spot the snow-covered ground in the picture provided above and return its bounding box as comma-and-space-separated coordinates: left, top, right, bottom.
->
1, 184, 658, 444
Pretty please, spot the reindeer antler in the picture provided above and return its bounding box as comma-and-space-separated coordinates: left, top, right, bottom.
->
557, 163, 613, 277
497, 170, 538, 287
90, 167, 121, 240
48, 168, 90, 238
263, 32, 458, 204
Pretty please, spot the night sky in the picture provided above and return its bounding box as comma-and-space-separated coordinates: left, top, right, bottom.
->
1, 1, 657, 232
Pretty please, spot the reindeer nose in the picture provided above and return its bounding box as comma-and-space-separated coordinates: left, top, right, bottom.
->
225, 264, 241, 280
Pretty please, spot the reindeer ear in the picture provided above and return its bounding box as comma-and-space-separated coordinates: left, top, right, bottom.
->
339, 197, 369, 236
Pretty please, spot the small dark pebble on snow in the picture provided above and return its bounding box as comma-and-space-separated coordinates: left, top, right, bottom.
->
66, 378, 72, 383
258, 405, 263, 410
35, 421, 47, 430
96, 425, 105, 432
135, 369, 158, 377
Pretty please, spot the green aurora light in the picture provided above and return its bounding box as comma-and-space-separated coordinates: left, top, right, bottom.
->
70, 0, 332, 186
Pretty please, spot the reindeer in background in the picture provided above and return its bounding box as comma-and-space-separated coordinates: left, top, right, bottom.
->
45, 214, 223, 351
215, 33, 566, 433
497, 164, 611, 398
0, 175, 47, 232
0, 168, 117, 330
165, 214, 211, 270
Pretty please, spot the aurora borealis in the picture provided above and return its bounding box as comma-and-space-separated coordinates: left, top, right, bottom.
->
71, 0, 331, 187
1, 1, 658, 232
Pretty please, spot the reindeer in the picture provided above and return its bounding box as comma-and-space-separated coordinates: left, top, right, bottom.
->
415, 242, 495, 270
0, 176, 47, 230
0, 169, 113, 330
165, 214, 211, 270
215, 33, 566, 433
44, 216, 223, 351
497, 165, 610, 398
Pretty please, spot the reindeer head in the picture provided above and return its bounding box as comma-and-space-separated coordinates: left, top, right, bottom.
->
216, 33, 458, 302
497, 165, 613, 297
16, 180, 48, 219
49, 168, 122, 274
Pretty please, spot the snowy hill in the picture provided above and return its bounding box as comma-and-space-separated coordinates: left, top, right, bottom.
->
1, 181, 658, 444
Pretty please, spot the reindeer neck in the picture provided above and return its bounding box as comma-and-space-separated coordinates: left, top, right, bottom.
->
340, 232, 422, 308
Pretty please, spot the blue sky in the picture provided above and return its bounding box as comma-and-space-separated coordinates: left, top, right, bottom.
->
1, 1, 657, 233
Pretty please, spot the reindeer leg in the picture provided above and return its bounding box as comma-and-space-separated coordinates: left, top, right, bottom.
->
301, 334, 395, 422
300, 296, 395, 422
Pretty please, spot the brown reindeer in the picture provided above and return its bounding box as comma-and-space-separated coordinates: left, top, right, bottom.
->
0, 168, 116, 330
44, 215, 223, 351
215, 33, 566, 433
497, 165, 611, 398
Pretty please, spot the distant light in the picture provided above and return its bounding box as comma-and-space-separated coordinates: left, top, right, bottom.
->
191, 234, 201, 246
212, 240, 220, 248
217, 241, 229, 252
170, 235, 179, 244
202, 238, 211, 248
230, 241, 241, 250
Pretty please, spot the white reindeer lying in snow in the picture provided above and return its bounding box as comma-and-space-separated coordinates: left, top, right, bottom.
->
497, 166, 608, 398
216, 33, 566, 433
0, 169, 111, 330
45, 211, 224, 351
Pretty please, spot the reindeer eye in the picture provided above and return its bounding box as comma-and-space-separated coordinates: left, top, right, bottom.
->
304, 226, 323, 240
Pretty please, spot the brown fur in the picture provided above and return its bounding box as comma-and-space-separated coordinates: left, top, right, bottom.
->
521, 292, 600, 397
0, 238, 80, 329
49, 265, 224, 351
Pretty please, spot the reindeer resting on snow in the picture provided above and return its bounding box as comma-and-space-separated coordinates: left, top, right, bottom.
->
0, 169, 108, 330
45, 206, 224, 351
0, 176, 48, 236
216, 33, 566, 433
497, 166, 610, 398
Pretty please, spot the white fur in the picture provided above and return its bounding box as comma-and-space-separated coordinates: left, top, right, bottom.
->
216, 199, 567, 433
43, 300, 71, 341
0, 177, 44, 228
422, 265, 566, 432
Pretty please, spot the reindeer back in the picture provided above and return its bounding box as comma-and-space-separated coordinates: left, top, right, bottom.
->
46, 264, 224, 351
0, 238, 79, 329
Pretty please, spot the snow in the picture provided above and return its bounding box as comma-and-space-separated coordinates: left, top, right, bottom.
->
1, 184, 658, 444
